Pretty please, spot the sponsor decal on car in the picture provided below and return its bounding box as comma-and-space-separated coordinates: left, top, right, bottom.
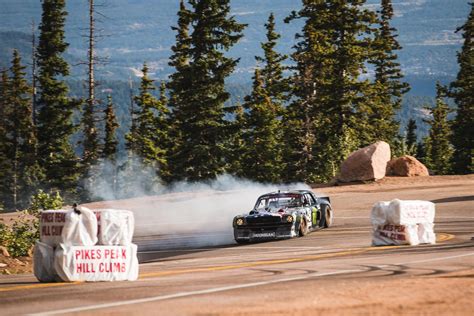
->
251, 232, 276, 238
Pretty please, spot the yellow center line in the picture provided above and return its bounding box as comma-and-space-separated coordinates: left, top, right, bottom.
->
436, 233, 455, 242
0, 281, 80, 293
0, 233, 455, 292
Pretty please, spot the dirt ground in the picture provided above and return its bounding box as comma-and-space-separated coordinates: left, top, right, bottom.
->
0, 254, 32, 275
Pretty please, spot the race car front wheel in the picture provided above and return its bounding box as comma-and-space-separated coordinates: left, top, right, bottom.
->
299, 218, 308, 237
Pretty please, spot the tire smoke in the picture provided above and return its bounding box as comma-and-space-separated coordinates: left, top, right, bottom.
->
84, 158, 310, 249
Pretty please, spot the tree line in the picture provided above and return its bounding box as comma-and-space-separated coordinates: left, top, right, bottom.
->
0, 0, 472, 210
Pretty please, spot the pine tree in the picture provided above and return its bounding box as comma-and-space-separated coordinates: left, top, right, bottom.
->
156, 81, 171, 181
367, 0, 410, 144
283, 1, 378, 182
256, 13, 289, 104
0, 51, 42, 209
238, 13, 287, 182
103, 95, 118, 161
0, 70, 8, 135
0, 70, 11, 210
167, 0, 246, 182
406, 118, 417, 155
240, 70, 283, 183
450, 3, 474, 174
226, 102, 245, 175
424, 83, 453, 175
167, 0, 191, 112
36, 0, 81, 196
81, 0, 100, 170
166, 0, 191, 180
126, 64, 169, 176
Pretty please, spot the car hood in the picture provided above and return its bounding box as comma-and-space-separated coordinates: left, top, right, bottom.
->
244, 209, 296, 217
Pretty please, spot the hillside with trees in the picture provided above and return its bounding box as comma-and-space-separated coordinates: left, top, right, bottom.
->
0, 0, 472, 211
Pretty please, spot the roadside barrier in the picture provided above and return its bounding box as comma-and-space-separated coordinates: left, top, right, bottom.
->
371, 199, 436, 246
34, 206, 139, 282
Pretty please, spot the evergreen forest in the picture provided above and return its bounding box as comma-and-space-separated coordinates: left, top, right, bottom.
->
0, 0, 472, 211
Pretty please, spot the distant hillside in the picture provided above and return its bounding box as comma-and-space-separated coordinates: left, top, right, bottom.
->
0, 0, 470, 93
0, 0, 469, 144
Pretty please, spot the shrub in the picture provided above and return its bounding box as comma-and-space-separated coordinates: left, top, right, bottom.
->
29, 190, 64, 214
0, 190, 63, 258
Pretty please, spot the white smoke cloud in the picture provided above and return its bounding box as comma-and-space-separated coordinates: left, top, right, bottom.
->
84, 158, 310, 249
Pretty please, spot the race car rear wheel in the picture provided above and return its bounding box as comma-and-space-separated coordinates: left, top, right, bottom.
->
299, 218, 308, 237
319, 205, 333, 228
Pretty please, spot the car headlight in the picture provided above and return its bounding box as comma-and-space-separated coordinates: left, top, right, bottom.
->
236, 218, 244, 226
286, 215, 293, 223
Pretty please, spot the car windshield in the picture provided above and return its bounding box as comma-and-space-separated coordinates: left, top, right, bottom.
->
254, 194, 303, 211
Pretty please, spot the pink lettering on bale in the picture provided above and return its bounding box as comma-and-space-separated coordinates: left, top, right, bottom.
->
104, 249, 110, 259
121, 249, 127, 259
55, 212, 66, 222
41, 213, 54, 223
75, 250, 82, 260
76, 263, 96, 273
109, 249, 118, 259
99, 262, 125, 273
51, 225, 63, 236
41, 226, 49, 236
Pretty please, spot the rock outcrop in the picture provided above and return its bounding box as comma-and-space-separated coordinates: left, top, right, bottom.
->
0, 246, 10, 257
386, 155, 429, 177
338, 141, 391, 182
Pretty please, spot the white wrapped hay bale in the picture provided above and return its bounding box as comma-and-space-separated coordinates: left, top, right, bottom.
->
33, 241, 60, 282
95, 209, 135, 246
39, 210, 69, 246
386, 199, 435, 225
54, 244, 139, 282
61, 206, 98, 247
371, 199, 436, 246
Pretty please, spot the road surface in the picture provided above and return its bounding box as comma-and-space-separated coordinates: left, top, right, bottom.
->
0, 175, 473, 315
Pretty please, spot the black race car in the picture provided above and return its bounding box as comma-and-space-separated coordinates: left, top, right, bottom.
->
232, 190, 333, 243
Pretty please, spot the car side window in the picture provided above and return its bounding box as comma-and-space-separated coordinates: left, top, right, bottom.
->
305, 194, 316, 206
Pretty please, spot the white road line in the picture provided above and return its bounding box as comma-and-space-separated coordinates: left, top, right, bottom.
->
29, 269, 362, 316
29, 252, 474, 316
435, 216, 474, 219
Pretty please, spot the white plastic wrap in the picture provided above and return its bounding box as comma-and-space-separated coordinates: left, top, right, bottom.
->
54, 244, 139, 282
33, 241, 60, 282
61, 206, 98, 247
386, 199, 435, 225
370, 201, 390, 227
372, 224, 420, 246
371, 199, 436, 246
39, 210, 69, 246
418, 222, 436, 244
95, 209, 135, 246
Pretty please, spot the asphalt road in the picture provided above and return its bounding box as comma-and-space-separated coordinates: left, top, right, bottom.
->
1, 176, 473, 315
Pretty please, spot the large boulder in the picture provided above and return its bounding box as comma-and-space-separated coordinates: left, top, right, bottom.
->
338, 141, 391, 182
387, 155, 429, 177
